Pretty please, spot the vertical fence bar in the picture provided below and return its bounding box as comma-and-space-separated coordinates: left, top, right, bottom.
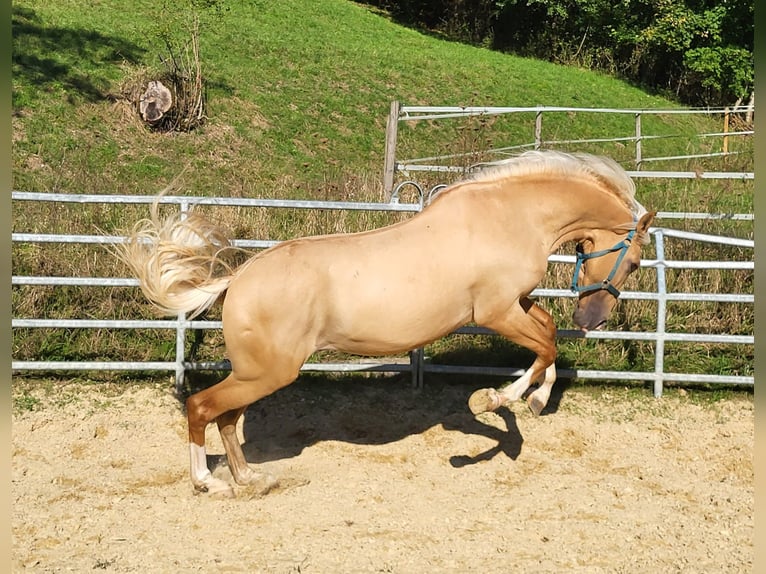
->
653, 229, 667, 397
635, 112, 642, 170
534, 107, 543, 149
723, 107, 730, 156
410, 347, 424, 389
175, 200, 190, 394
175, 312, 187, 393
383, 100, 401, 198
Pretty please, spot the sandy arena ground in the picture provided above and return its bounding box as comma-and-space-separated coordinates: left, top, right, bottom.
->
12, 376, 753, 573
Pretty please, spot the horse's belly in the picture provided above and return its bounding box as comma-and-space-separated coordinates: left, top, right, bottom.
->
318, 297, 473, 356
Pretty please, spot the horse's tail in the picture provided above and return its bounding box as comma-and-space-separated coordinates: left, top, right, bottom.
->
116, 200, 241, 319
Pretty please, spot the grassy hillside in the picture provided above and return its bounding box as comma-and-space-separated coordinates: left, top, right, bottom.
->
13, 0, 707, 197
12, 0, 753, 389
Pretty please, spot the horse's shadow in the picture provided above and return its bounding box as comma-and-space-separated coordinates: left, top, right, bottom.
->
185, 370, 570, 471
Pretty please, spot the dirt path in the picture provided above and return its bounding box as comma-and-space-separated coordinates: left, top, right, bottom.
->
12, 377, 753, 573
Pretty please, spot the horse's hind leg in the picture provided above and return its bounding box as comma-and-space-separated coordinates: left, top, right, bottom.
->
186, 368, 296, 496
468, 297, 557, 416
216, 407, 275, 490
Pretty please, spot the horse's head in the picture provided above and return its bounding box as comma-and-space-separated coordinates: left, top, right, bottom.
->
571, 211, 655, 331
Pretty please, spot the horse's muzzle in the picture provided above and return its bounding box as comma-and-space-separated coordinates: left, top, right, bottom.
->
572, 294, 612, 331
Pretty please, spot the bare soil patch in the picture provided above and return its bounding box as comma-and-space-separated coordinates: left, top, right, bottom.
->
12, 377, 753, 573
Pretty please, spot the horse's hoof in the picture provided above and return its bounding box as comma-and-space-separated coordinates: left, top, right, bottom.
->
248, 473, 279, 496
527, 395, 546, 416
193, 476, 235, 498
237, 473, 279, 500
468, 388, 502, 415
234, 466, 279, 493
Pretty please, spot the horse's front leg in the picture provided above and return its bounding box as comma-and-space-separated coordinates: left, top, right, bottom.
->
468, 297, 557, 416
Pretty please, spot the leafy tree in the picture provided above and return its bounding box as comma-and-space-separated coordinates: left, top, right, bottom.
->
605, 0, 754, 105
363, 0, 754, 107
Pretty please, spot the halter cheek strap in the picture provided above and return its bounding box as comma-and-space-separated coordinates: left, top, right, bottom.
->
571, 229, 636, 298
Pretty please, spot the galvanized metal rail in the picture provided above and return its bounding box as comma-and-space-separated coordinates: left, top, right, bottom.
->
12, 190, 753, 396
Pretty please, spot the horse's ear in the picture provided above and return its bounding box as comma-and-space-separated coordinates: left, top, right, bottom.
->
637, 211, 656, 233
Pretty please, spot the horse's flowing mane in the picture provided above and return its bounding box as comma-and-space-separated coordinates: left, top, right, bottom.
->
433, 150, 647, 221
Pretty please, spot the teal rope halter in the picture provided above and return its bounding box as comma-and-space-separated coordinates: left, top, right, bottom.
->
570, 229, 636, 298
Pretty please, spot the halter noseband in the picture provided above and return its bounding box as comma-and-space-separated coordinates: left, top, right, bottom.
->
570, 229, 636, 298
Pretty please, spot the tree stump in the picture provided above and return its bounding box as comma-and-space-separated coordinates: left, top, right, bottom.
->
139, 80, 173, 123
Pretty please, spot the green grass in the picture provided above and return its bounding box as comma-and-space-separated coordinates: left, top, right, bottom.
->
12, 0, 753, 393
13, 0, 709, 197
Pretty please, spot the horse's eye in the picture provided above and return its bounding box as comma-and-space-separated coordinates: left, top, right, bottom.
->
576, 244, 584, 254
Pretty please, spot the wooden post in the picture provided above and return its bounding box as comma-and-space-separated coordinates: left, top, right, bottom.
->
383, 101, 400, 199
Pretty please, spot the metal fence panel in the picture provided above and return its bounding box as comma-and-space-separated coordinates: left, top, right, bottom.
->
12, 190, 753, 396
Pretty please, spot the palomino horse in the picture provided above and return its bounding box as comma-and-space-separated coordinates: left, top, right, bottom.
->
117, 150, 655, 496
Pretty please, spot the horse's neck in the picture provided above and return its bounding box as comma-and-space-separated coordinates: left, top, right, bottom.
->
474, 178, 633, 253
439, 177, 633, 249
543, 181, 633, 247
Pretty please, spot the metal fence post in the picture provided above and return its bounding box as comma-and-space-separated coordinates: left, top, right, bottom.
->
175, 312, 187, 394
635, 112, 642, 170
410, 348, 424, 389
175, 200, 190, 394
535, 107, 543, 149
653, 229, 667, 397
